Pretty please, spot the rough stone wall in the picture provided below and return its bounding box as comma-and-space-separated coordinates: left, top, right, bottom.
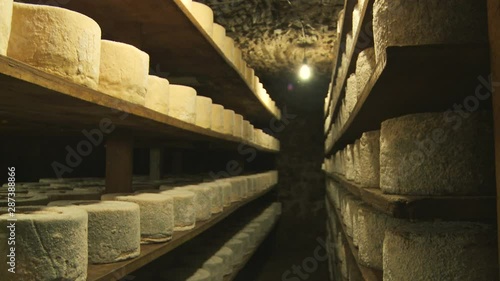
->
198, 0, 343, 77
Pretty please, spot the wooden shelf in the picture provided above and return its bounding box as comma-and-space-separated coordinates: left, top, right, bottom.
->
22, 0, 279, 127
222, 218, 279, 281
326, 173, 496, 221
87, 186, 275, 281
326, 43, 491, 154
326, 193, 383, 281
0, 55, 277, 153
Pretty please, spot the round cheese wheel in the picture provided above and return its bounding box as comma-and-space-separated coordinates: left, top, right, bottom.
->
169, 85, 197, 124
0, 0, 13, 55
195, 96, 212, 129
145, 75, 170, 115
191, 2, 214, 36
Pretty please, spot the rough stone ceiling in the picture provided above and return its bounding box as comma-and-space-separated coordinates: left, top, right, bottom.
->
198, 0, 344, 79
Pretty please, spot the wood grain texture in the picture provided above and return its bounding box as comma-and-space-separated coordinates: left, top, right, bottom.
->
486, 0, 500, 271
87, 186, 276, 281
21, 0, 279, 127
0, 55, 277, 153
326, 44, 491, 154
327, 173, 496, 221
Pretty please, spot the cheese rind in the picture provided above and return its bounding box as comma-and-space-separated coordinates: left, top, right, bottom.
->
211, 104, 224, 133
191, 2, 214, 36
0, 0, 13, 55
145, 75, 169, 114
8, 3, 101, 89
159, 190, 196, 231
195, 96, 212, 129
223, 109, 235, 135
169, 85, 197, 123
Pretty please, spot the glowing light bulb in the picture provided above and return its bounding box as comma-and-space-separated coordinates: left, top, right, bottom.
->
299, 63, 312, 80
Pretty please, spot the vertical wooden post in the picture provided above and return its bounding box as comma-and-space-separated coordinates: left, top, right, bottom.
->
105, 135, 134, 194
149, 147, 164, 180
487, 0, 500, 273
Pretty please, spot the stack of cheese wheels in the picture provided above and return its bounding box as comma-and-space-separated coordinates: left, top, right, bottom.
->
191, 2, 214, 36
145, 75, 170, 115
355, 48, 376, 96
357, 204, 405, 270
160, 189, 196, 231
0, 206, 88, 281
380, 112, 494, 195
195, 96, 212, 129
169, 85, 197, 124
233, 114, 244, 138
101, 193, 174, 243
373, 0, 487, 63
211, 104, 224, 133
383, 222, 498, 280
212, 23, 226, 49
8, 3, 101, 89
0, 0, 13, 55
48, 200, 140, 264
99, 40, 149, 105
160, 268, 211, 281
176, 185, 212, 221
223, 109, 235, 135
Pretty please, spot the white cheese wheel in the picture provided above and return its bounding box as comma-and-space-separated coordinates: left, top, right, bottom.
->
159, 190, 196, 231
344, 144, 356, 181
358, 205, 405, 269
226, 177, 242, 203
48, 200, 140, 264
145, 75, 169, 114
101, 193, 174, 243
245, 67, 255, 91
212, 23, 226, 49
383, 222, 497, 281
355, 48, 376, 96
233, 114, 244, 138
211, 104, 224, 133
223, 109, 235, 135
180, 0, 192, 11
380, 112, 495, 195
214, 247, 234, 275
200, 182, 223, 214
0, 206, 88, 281
0, 0, 13, 55
234, 233, 252, 254
191, 2, 214, 36
358, 130, 380, 187
345, 74, 358, 113
233, 47, 243, 72
8, 3, 101, 89
99, 40, 149, 105
178, 185, 212, 221
242, 120, 253, 142
222, 36, 235, 62
195, 96, 212, 129
169, 85, 197, 123
224, 239, 244, 265
373, 0, 487, 63
216, 181, 232, 207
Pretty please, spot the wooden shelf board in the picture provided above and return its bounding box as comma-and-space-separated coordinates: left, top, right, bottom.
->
326, 43, 491, 154
326, 194, 383, 281
22, 0, 278, 127
0, 55, 277, 153
87, 186, 275, 281
326, 173, 496, 221
222, 218, 279, 281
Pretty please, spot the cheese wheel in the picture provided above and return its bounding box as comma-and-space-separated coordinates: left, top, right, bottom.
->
373, 0, 487, 63
99, 40, 149, 105
356, 48, 376, 96
216, 181, 232, 207
178, 185, 212, 221
352, 4, 361, 33
180, 0, 192, 11
101, 193, 174, 243
214, 247, 234, 275
0, 0, 13, 55
345, 74, 358, 114
223, 109, 235, 135
233, 47, 243, 72
233, 114, 244, 138
191, 2, 214, 36
344, 144, 356, 181
245, 67, 255, 91
195, 96, 212, 129
222, 36, 235, 62
145, 75, 169, 115
200, 182, 223, 214
159, 190, 196, 231
384, 222, 497, 281
212, 23, 226, 49
224, 238, 244, 265
380, 112, 495, 195
8, 3, 101, 89
358, 130, 380, 187
0, 206, 88, 281
211, 104, 224, 133
48, 200, 140, 264
169, 85, 197, 123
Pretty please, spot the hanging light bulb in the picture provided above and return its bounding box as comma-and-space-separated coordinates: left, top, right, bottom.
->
299, 57, 312, 81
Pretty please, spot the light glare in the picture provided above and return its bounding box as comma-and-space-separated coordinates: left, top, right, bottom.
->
299, 64, 312, 80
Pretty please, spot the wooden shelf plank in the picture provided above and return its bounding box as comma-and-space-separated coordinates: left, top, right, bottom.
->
326, 43, 491, 154
22, 0, 279, 127
326, 172, 496, 221
0, 55, 277, 153
87, 186, 275, 281
326, 193, 383, 281
222, 218, 279, 281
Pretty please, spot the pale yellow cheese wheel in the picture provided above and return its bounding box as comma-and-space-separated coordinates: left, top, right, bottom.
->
169, 85, 197, 123
211, 104, 224, 133
223, 109, 235, 135
195, 96, 212, 129
0, 0, 13, 55
145, 75, 169, 115
191, 2, 214, 36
